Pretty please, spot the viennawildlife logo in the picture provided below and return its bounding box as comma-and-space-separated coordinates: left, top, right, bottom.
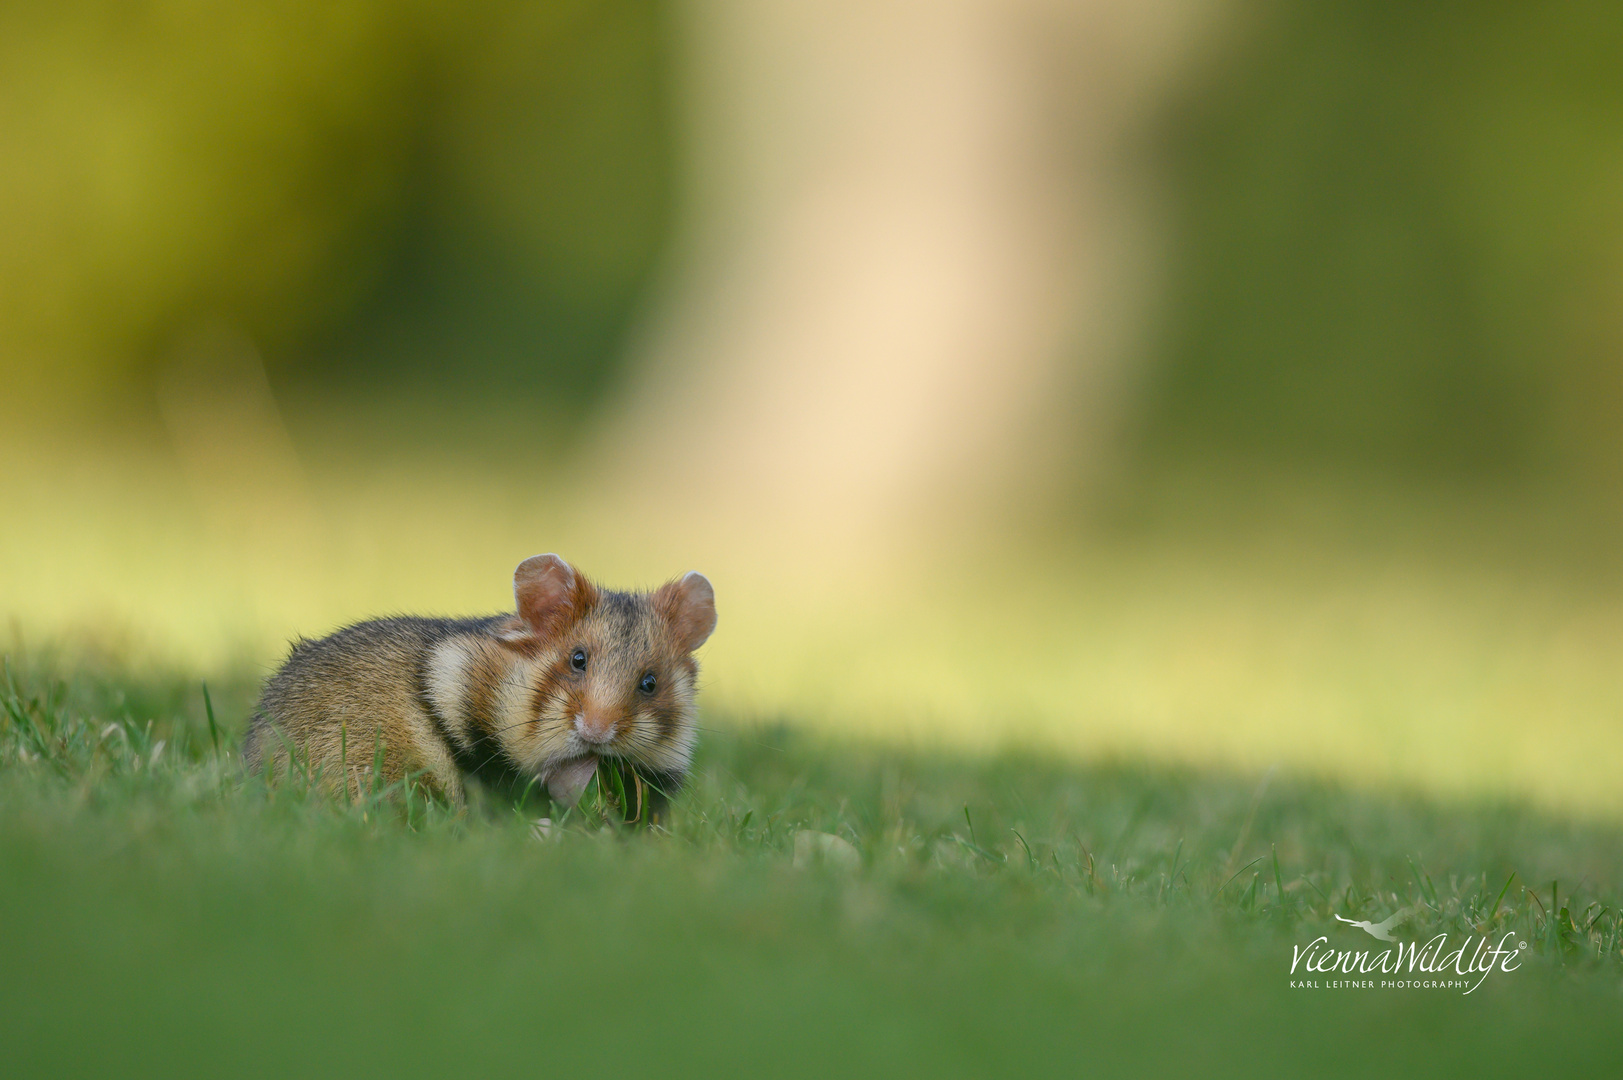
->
1289, 909, 1526, 993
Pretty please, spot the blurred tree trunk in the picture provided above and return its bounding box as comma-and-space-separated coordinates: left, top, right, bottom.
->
593, 0, 1218, 556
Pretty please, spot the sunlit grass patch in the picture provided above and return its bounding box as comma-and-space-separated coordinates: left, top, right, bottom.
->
8, 389, 1623, 825
8, 416, 1623, 821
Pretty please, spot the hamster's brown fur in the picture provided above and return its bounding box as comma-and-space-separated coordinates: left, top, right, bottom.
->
242, 554, 716, 814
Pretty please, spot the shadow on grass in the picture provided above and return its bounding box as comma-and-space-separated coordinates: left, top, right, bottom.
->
2, 657, 1621, 1078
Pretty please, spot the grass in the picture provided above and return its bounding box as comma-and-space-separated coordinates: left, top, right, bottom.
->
2, 654, 1621, 1079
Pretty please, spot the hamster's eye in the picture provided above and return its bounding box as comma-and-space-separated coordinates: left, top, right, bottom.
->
570, 648, 588, 672
638, 673, 657, 695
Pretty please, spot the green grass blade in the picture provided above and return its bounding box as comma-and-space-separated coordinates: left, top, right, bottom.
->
1491, 871, 1516, 917
202, 681, 220, 757
1216, 856, 1266, 899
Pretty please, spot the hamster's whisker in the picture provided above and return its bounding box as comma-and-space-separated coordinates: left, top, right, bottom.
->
486, 719, 544, 738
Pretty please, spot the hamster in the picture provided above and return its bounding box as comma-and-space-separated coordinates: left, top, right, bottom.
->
242, 554, 716, 817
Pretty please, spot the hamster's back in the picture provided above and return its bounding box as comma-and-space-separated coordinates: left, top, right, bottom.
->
244, 615, 502, 798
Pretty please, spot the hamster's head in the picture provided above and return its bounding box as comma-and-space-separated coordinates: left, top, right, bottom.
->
496, 553, 716, 810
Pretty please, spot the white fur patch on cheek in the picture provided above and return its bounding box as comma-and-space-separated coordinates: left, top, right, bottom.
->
486, 660, 542, 757
490, 665, 533, 728
639, 706, 696, 776
424, 640, 473, 729
520, 714, 571, 774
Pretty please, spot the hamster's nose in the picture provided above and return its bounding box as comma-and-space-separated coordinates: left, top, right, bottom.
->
574, 712, 616, 745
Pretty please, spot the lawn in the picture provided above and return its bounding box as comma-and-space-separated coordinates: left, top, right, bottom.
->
3, 655, 1620, 1078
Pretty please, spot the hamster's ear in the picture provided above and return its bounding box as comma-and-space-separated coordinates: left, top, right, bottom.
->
513, 554, 596, 639
655, 571, 717, 652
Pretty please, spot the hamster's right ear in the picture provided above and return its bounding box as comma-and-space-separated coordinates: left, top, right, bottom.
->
655, 571, 717, 652
511, 554, 597, 641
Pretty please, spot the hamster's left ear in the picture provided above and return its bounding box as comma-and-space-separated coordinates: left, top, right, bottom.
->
655, 571, 717, 651
511, 553, 597, 641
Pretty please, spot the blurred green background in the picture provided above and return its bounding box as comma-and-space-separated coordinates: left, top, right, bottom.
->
3, 0, 1622, 817
1143, 0, 1623, 484
0, 0, 674, 410
5, 0, 1621, 476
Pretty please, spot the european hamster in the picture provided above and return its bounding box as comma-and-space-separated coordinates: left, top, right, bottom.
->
242, 554, 716, 816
